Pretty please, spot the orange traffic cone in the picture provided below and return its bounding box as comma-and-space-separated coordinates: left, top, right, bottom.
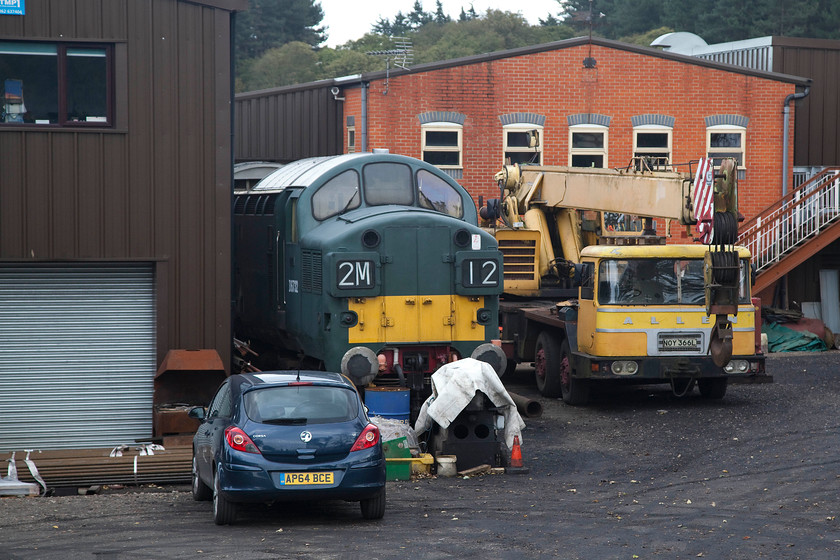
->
506, 435, 529, 474
510, 435, 523, 467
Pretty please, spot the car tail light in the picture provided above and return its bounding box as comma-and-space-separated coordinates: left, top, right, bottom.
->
224, 427, 261, 454
349, 424, 380, 452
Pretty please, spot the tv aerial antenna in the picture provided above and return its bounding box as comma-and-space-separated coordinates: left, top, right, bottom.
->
570, 0, 604, 68
366, 37, 414, 94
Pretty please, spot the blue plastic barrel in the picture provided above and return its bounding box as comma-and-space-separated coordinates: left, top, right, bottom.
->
365, 387, 410, 423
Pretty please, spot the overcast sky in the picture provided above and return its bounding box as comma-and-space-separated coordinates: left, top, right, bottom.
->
319, 0, 562, 47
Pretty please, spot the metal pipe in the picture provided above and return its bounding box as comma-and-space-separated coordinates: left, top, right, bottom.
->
361, 81, 369, 153
507, 391, 543, 418
782, 87, 810, 196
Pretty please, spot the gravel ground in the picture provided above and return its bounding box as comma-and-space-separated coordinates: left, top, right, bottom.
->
1, 352, 839, 559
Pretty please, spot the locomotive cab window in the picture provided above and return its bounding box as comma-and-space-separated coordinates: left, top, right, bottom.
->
417, 169, 463, 218
312, 169, 360, 220
363, 162, 414, 206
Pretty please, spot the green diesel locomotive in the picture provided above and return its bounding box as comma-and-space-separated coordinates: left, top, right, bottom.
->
234, 153, 504, 403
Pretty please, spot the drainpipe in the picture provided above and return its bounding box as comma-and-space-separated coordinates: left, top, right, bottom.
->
361, 81, 369, 153
782, 86, 810, 196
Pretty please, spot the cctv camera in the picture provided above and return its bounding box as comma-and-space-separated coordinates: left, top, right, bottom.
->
330, 86, 340, 96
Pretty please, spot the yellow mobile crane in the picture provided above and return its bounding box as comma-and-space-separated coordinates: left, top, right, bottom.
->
486, 158, 770, 404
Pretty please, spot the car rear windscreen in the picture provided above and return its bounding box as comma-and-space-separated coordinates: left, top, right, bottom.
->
243, 385, 359, 424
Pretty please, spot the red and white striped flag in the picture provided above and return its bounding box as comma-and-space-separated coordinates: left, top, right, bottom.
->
694, 158, 715, 244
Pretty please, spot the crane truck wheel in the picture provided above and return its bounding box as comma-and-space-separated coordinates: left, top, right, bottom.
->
559, 339, 590, 406
534, 332, 563, 398
698, 378, 728, 399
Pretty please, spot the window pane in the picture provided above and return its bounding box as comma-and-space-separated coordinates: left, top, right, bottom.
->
571, 154, 603, 168
506, 131, 533, 148
709, 153, 743, 166
636, 132, 668, 149
1, 46, 57, 123
598, 259, 707, 305
603, 212, 644, 232
417, 169, 463, 218
423, 150, 460, 167
312, 169, 360, 220
710, 132, 742, 148
505, 151, 541, 165
425, 130, 459, 147
244, 386, 357, 424
364, 162, 414, 206
66, 48, 107, 122
572, 132, 604, 149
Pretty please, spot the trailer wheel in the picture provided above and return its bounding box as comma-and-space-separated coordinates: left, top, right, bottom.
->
534, 332, 563, 398
698, 378, 728, 399
559, 339, 590, 406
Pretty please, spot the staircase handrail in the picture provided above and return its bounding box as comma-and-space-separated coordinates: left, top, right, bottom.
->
739, 167, 840, 272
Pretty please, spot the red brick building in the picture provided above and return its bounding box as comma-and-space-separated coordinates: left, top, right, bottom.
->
337, 37, 810, 233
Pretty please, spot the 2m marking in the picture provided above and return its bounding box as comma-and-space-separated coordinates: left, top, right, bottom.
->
337, 260, 374, 289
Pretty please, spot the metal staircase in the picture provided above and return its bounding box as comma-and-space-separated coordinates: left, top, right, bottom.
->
739, 167, 840, 295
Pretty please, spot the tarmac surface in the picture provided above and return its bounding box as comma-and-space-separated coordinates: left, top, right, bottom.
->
1, 351, 839, 559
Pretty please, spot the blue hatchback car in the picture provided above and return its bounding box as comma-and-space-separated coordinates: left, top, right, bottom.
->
189, 371, 386, 524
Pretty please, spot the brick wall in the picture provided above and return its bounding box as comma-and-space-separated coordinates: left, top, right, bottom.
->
342, 43, 797, 239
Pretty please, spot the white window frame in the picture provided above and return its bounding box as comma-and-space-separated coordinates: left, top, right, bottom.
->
569, 124, 608, 168
633, 124, 672, 168
421, 122, 463, 170
503, 124, 543, 165
706, 125, 746, 170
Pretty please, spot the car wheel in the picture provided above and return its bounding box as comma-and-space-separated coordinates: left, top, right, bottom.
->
359, 486, 386, 520
192, 454, 212, 502
559, 339, 590, 406
213, 468, 237, 525
698, 378, 728, 399
534, 331, 562, 398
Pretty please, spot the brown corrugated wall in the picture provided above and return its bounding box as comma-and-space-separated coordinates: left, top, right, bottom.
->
234, 83, 343, 162
0, 0, 239, 371
773, 38, 840, 167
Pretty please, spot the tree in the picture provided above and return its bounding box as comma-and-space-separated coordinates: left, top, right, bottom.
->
235, 0, 325, 64
459, 5, 478, 22
558, 0, 615, 37
433, 1, 451, 25
240, 42, 319, 90
373, 11, 413, 36
407, 0, 433, 28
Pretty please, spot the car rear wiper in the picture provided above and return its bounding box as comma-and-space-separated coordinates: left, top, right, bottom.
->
262, 417, 307, 425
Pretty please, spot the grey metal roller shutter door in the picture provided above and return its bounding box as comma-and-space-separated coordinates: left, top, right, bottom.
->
0, 264, 156, 451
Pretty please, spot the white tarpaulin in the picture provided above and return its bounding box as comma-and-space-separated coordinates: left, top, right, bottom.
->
414, 358, 526, 449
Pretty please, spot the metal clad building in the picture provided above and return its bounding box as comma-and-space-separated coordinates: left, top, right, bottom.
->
667, 35, 840, 167
234, 81, 344, 163
0, 0, 246, 452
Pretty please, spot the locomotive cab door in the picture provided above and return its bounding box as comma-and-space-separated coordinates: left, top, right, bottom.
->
381, 225, 454, 344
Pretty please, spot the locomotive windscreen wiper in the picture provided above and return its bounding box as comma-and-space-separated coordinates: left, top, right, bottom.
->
338, 188, 360, 215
